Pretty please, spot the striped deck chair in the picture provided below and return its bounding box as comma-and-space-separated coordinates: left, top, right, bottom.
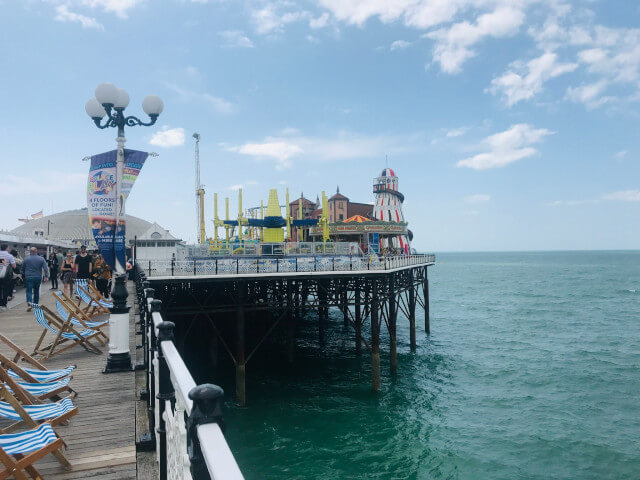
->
31, 304, 102, 360
6, 378, 73, 402
75, 279, 111, 315
0, 384, 77, 433
0, 423, 71, 477
0, 334, 77, 398
53, 292, 108, 342
6, 366, 75, 384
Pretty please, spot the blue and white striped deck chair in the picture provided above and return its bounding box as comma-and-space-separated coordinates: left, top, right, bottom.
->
31, 304, 102, 360
6, 377, 72, 401
74, 279, 112, 315
0, 382, 78, 434
0, 422, 71, 476
54, 291, 109, 342
7, 366, 75, 383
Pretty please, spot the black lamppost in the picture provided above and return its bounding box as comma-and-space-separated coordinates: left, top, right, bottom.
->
85, 83, 163, 373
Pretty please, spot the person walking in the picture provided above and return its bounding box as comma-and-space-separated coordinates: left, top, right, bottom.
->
21, 247, 49, 311
48, 252, 59, 290
93, 253, 112, 299
74, 245, 92, 281
60, 252, 75, 297
0, 244, 16, 312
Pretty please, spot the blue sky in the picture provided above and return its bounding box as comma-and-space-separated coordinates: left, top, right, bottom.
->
1, 0, 639, 251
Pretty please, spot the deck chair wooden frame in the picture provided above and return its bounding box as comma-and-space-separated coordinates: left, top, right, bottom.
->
51, 292, 109, 343
0, 423, 71, 479
58, 290, 103, 323
0, 334, 76, 399
0, 386, 74, 471
31, 305, 102, 360
0, 384, 78, 433
74, 280, 110, 316
85, 281, 112, 305
0, 364, 73, 403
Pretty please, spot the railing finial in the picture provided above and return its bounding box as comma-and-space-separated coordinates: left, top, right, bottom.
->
150, 298, 162, 313
157, 321, 175, 343
187, 383, 226, 479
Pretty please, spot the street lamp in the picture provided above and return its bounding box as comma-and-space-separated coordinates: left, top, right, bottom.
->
86, 82, 163, 374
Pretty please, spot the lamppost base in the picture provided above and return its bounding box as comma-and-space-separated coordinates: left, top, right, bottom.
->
103, 352, 134, 374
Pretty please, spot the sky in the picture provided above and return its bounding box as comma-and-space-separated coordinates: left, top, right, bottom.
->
0, 0, 639, 252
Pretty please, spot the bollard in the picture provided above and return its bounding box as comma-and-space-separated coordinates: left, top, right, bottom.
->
156, 321, 175, 480
187, 383, 225, 480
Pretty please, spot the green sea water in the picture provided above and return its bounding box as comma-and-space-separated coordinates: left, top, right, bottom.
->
219, 251, 640, 479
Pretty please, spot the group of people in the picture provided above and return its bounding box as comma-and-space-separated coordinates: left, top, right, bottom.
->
0, 244, 112, 312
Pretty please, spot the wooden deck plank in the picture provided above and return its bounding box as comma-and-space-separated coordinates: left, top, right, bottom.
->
0, 287, 141, 479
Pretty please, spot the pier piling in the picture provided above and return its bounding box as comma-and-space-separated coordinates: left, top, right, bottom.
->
424, 268, 430, 334
236, 283, 246, 407
371, 280, 380, 392
389, 275, 398, 375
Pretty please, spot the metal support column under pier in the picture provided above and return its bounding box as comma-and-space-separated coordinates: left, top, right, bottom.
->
371, 279, 380, 391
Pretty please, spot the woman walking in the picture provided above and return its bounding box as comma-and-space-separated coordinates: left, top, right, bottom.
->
48, 252, 59, 290
60, 252, 75, 297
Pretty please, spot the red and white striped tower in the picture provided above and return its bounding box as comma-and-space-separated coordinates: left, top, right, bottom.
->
373, 168, 410, 253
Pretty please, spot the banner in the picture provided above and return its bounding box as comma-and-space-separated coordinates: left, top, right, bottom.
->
87, 149, 148, 270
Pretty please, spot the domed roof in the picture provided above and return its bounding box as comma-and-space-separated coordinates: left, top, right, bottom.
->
380, 168, 396, 177
10, 208, 158, 243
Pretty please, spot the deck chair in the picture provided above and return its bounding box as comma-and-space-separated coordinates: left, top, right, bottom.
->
0, 333, 77, 399
83, 280, 113, 307
0, 384, 77, 432
0, 422, 71, 478
5, 378, 73, 402
30, 305, 102, 360
52, 292, 108, 343
74, 279, 111, 316
0, 385, 73, 470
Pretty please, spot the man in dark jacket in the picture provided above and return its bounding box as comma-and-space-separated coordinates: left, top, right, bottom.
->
21, 247, 49, 311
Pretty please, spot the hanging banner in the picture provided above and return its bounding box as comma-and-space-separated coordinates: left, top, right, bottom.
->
87, 149, 148, 270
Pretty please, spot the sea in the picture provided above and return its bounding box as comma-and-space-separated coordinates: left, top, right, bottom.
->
221, 251, 640, 479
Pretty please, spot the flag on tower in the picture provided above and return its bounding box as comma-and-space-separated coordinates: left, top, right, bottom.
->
31, 210, 43, 219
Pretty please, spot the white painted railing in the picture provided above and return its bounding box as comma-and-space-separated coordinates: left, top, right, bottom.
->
138, 271, 244, 480
142, 254, 436, 277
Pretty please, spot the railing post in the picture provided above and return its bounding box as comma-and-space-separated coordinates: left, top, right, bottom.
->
314, 256, 317, 272
171, 259, 175, 276
257, 258, 260, 273
276, 258, 279, 272
236, 258, 239, 274
148, 260, 151, 276
332, 256, 335, 271
194, 260, 197, 275
295, 257, 298, 272
156, 321, 176, 480
187, 384, 226, 480
147, 299, 162, 451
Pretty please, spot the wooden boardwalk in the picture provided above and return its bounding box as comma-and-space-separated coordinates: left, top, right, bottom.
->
0, 287, 140, 479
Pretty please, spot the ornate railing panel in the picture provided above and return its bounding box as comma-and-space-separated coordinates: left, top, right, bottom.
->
142, 254, 435, 277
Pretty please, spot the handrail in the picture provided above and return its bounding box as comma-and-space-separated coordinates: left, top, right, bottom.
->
135, 265, 244, 480
143, 253, 436, 278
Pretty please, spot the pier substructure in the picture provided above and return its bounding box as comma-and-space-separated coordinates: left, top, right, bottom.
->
147, 262, 432, 403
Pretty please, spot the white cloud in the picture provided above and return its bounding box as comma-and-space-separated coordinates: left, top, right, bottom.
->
309, 12, 330, 29
464, 194, 490, 204
79, 0, 142, 18
229, 180, 258, 191
55, 5, 104, 29
426, 6, 524, 73
565, 81, 611, 109
390, 40, 412, 51
228, 130, 420, 169
0, 172, 86, 196
251, 2, 309, 35
149, 127, 185, 147
614, 150, 627, 159
164, 82, 234, 114
489, 52, 578, 106
229, 140, 303, 169
446, 126, 467, 138
457, 124, 553, 170
601, 190, 640, 202
219, 30, 254, 48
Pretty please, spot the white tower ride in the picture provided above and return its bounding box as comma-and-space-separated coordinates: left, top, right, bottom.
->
373, 168, 410, 254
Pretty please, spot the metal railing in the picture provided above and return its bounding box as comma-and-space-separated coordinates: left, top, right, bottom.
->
184, 241, 364, 258
142, 254, 436, 277
135, 266, 244, 480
